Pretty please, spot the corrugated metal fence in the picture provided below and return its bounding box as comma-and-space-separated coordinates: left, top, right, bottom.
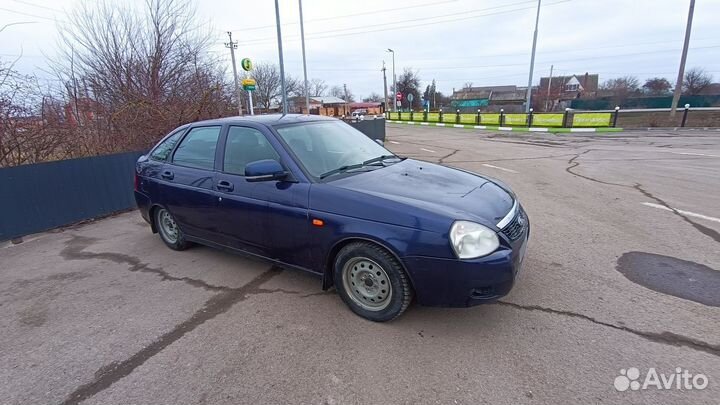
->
0, 151, 143, 241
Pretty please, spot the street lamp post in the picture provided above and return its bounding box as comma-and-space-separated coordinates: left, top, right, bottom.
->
298, 0, 310, 115
387, 48, 396, 112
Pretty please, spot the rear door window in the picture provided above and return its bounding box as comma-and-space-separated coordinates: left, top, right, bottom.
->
172, 126, 221, 170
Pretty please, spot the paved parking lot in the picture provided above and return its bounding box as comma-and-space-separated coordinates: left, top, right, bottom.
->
2, 125, 719, 405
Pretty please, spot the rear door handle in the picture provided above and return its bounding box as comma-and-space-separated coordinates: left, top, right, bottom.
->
217, 180, 234, 191
161, 170, 174, 180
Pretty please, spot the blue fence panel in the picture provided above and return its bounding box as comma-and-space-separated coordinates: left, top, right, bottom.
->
0, 151, 144, 241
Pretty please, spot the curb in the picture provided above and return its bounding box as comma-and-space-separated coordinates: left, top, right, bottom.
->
385, 120, 623, 133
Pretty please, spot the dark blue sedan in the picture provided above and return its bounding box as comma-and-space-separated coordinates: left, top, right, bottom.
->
134, 115, 529, 321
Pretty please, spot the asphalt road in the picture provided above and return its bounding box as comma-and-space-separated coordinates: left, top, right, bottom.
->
1, 125, 719, 405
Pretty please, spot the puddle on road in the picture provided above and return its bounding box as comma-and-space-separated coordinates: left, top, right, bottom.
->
617, 252, 720, 307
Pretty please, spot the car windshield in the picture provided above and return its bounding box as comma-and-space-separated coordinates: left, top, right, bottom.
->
275, 121, 401, 180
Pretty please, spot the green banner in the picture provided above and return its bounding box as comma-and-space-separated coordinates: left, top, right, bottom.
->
504, 114, 527, 126
480, 114, 500, 125
427, 112, 440, 122
442, 113, 457, 123
412, 112, 424, 121
388, 112, 399, 120
459, 113, 478, 124
573, 113, 611, 127
532, 113, 563, 127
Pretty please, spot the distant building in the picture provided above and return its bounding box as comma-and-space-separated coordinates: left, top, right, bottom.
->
451, 85, 531, 112
538, 73, 599, 111
288, 96, 349, 116
349, 102, 383, 115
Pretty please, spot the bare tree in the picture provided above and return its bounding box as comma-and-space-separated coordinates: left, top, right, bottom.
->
307, 78, 327, 97
363, 92, 383, 103
51, 0, 232, 155
642, 77, 672, 95
682, 67, 713, 95
463, 82, 473, 90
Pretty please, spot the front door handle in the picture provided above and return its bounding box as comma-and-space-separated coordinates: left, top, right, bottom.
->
217, 180, 234, 191
161, 170, 174, 180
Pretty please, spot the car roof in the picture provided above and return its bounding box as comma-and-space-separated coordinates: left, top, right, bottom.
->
188, 114, 339, 127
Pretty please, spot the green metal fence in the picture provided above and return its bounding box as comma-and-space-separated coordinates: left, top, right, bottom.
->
386, 110, 614, 127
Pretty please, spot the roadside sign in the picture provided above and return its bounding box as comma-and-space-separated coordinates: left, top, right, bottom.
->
241, 58, 252, 71
396, 92, 402, 101
242, 78, 256, 91
407, 93, 414, 103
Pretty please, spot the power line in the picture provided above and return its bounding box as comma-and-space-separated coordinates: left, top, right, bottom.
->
0, 7, 65, 22
9, 0, 63, 13
232, 0, 569, 45
226, 0, 461, 32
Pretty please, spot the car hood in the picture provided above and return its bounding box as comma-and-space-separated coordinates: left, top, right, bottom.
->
321, 159, 514, 229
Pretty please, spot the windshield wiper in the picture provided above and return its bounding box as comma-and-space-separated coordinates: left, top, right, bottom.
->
362, 154, 404, 166
319, 155, 405, 180
319, 163, 367, 179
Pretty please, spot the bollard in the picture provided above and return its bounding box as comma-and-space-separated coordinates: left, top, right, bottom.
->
562, 108, 570, 128
499, 109, 505, 126
476, 109, 481, 125
410, 110, 414, 121
613, 106, 620, 127
424, 110, 428, 121
681, 104, 690, 127
456, 109, 460, 124
528, 108, 534, 127
439, 109, 443, 123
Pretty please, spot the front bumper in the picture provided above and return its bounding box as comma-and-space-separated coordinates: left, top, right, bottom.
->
402, 215, 529, 308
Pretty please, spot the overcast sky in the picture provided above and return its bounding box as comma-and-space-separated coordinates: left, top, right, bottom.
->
1, 0, 718, 99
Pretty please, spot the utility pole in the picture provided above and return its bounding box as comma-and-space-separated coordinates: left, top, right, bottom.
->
546, 64, 553, 111
274, 0, 288, 115
387, 48, 396, 112
298, 0, 310, 114
525, 0, 541, 113
670, 0, 695, 117
382, 61, 389, 115
225, 31, 242, 116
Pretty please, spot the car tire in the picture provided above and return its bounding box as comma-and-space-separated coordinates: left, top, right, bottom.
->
154, 207, 190, 251
334, 241, 413, 322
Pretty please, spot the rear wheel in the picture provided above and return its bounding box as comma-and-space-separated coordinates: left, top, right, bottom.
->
334, 242, 413, 322
155, 207, 190, 251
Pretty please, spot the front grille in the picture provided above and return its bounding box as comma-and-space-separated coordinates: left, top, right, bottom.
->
502, 207, 527, 241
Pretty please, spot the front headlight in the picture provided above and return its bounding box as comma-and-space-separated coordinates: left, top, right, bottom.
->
449, 221, 500, 259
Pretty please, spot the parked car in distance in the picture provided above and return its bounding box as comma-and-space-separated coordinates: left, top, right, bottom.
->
351, 110, 367, 119
134, 114, 529, 321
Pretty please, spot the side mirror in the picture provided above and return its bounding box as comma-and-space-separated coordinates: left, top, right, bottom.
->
245, 159, 287, 182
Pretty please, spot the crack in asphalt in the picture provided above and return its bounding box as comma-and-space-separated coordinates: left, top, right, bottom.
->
564, 150, 631, 188
439, 149, 460, 164
61, 235, 235, 292
58, 234, 336, 405
633, 184, 720, 244
59, 266, 284, 405
496, 301, 720, 358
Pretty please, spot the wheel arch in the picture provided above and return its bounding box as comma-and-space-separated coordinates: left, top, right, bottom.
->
148, 204, 163, 234
322, 236, 414, 291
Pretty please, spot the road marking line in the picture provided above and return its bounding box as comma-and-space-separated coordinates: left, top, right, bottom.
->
474, 125, 487, 129
498, 126, 513, 131
453, 124, 464, 128
669, 151, 720, 158
482, 164, 519, 173
570, 128, 595, 132
420, 122, 429, 125
436, 123, 446, 126
641, 202, 720, 223
389, 141, 400, 144
420, 148, 436, 153
529, 127, 548, 132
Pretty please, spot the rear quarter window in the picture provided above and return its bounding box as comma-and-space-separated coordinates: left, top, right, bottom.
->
149, 130, 184, 161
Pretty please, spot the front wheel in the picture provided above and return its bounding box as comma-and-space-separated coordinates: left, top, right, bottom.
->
154, 207, 190, 251
334, 242, 413, 322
